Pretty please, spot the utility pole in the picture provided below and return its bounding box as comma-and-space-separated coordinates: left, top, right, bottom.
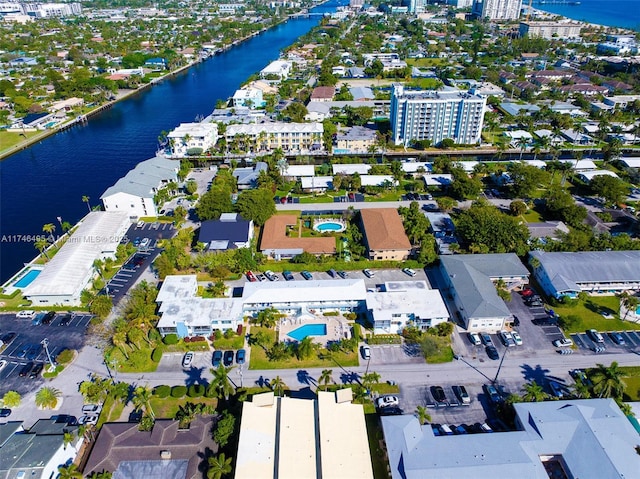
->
41, 338, 55, 369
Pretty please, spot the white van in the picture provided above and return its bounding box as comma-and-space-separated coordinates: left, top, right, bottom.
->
16, 310, 36, 319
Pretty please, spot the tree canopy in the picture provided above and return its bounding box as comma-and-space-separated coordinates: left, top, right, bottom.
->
235, 188, 276, 226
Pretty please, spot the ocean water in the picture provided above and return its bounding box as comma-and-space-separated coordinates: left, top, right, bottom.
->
535, 0, 640, 31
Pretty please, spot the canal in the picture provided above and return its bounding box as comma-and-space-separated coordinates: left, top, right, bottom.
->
0, 0, 341, 283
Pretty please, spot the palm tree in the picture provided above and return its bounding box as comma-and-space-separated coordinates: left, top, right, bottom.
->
133, 385, 154, 418
35, 237, 51, 260
591, 362, 627, 399
296, 337, 314, 360
619, 292, 639, 320
271, 376, 286, 397
318, 369, 333, 391
521, 381, 548, 402
58, 464, 82, 479
82, 195, 91, 213
415, 405, 431, 425
35, 387, 61, 409
210, 364, 235, 400
362, 372, 381, 390
42, 223, 56, 240
516, 137, 528, 161
207, 453, 232, 479
63, 431, 76, 450
571, 378, 592, 399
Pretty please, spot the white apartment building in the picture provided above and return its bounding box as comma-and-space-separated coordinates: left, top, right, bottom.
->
519, 21, 581, 39
226, 122, 323, 153
260, 60, 292, 80
4, 2, 82, 17
167, 122, 218, 158
472, 0, 522, 20
390, 85, 486, 146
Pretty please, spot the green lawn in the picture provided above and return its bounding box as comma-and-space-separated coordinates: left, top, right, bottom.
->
365, 414, 391, 479
149, 396, 218, 418
425, 336, 454, 364
553, 296, 640, 333
521, 209, 545, 223
0, 130, 44, 155
405, 57, 448, 67
248, 326, 359, 370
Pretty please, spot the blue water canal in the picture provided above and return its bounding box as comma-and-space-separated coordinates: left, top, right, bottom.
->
0, 0, 341, 283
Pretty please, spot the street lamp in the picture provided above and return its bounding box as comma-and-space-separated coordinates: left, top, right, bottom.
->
41, 338, 55, 369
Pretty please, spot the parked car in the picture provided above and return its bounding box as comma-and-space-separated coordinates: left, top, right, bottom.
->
609, 332, 626, 345
236, 349, 246, 364
58, 313, 72, 326
0, 360, 6, 371
485, 345, 499, 360
363, 269, 374, 278
283, 271, 294, 281
16, 310, 36, 319
29, 363, 43, 379
82, 404, 102, 415
431, 386, 446, 403
499, 331, 516, 347
1, 332, 16, 345
526, 298, 543, 307
301, 270, 313, 280
570, 369, 592, 386
511, 330, 523, 346
587, 329, 605, 343
553, 338, 574, 347
19, 362, 34, 377
212, 350, 223, 367
223, 350, 234, 366
264, 270, 278, 281
452, 385, 470, 404
521, 287, 535, 298
337, 270, 348, 279
480, 332, 493, 346
17, 345, 30, 359
0, 409, 11, 418
483, 384, 502, 404
79, 415, 99, 426
402, 267, 416, 277
548, 380, 566, 398
246, 271, 257, 282
41, 311, 56, 325
26, 345, 41, 360
360, 345, 371, 360
139, 237, 150, 249
133, 237, 141, 246
136, 220, 145, 228
182, 352, 194, 368
376, 396, 399, 408
467, 332, 481, 346
328, 269, 337, 278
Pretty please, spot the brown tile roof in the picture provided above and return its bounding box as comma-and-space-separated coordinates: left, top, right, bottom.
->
360, 209, 411, 252
310, 86, 335, 100
260, 214, 336, 254
83, 416, 217, 478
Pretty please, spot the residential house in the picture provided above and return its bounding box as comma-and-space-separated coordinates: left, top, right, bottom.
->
529, 250, 640, 299
310, 86, 335, 102
359, 209, 411, 261
439, 254, 529, 332
167, 123, 218, 158
198, 213, 253, 251
335, 126, 377, 153
260, 60, 292, 80
233, 162, 268, 190
232, 88, 265, 109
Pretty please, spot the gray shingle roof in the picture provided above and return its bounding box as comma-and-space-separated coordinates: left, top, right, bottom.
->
440, 254, 529, 319
101, 156, 178, 199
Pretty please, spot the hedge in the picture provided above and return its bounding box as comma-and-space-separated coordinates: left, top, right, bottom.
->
154, 385, 171, 398
151, 348, 163, 362
171, 385, 187, 398
204, 385, 217, 398
352, 323, 361, 343
188, 384, 205, 398
163, 334, 179, 345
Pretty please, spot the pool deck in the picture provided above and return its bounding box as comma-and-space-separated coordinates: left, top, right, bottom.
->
278, 314, 351, 346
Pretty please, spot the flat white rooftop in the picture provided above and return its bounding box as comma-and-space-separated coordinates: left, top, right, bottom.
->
242, 279, 367, 306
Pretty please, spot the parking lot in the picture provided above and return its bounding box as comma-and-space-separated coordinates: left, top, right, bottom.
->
571, 330, 640, 352
104, 222, 175, 302
0, 312, 91, 396
367, 344, 424, 366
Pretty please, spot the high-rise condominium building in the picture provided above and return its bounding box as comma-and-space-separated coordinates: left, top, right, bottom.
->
472, 0, 522, 20
390, 85, 486, 146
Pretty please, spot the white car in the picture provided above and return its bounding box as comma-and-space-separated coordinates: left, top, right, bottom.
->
82, 404, 102, 415
0, 360, 6, 371
16, 310, 36, 319
136, 220, 144, 228
139, 238, 150, 249
363, 269, 374, 278
467, 332, 481, 346
553, 338, 574, 347
182, 352, 194, 368
402, 268, 416, 277
376, 396, 399, 408
79, 415, 99, 426
511, 331, 523, 346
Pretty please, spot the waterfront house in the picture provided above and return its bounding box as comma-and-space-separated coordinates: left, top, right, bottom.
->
260, 60, 292, 81
225, 122, 323, 154
167, 122, 218, 158
232, 88, 265, 109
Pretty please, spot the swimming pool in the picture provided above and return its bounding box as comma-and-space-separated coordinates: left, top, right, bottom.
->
14, 269, 41, 288
288, 324, 327, 341
314, 221, 346, 233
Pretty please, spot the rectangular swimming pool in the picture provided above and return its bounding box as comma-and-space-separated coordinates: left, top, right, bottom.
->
14, 269, 41, 288
288, 324, 327, 341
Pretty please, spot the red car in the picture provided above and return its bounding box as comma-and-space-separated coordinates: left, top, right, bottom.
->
521, 287, 535, 298
246, 271, 257, 282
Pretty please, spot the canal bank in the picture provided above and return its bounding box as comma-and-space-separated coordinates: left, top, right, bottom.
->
0, 0, 343, 283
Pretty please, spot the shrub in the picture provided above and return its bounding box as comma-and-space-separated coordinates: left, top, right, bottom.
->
214, 330, 222, 340
323, 311, 339, 316
151, 348, 163, 362
171, 385, 187, 398
352, 323, 361, 342
154, 385, 171, 398
204, 385, 217, 398
188, 384, 205, 398
192, 336, 206, 342
163, 334, 179, 345
223, 328, 234, 339
184, 336, 191, 343
56, 349, 74, 365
